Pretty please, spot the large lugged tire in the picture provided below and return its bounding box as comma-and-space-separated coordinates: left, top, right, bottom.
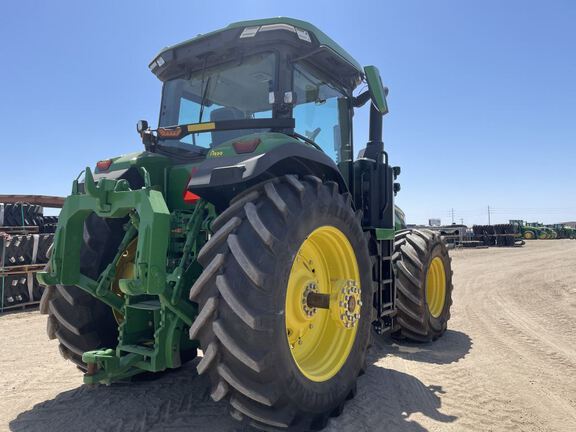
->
40, 214, 125, 368
524, 230, 535, 240
189, 175, 373, 431
392, 229, 453, 342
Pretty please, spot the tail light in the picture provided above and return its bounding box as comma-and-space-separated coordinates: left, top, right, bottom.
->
183, 190, 201, 204
233, 138, 261, 154
183, 167, 201, 204
96, 159, 113, 171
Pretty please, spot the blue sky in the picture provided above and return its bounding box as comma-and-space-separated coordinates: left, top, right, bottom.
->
1, 1, 574, 224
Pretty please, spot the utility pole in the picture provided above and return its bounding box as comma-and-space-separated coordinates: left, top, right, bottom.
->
450, 208, 455, 224
488, 205, 491, 225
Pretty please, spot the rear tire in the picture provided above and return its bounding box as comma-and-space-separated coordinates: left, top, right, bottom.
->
392, 229, 453, 342
189, 175, 372, 430
40, 214, 125, 369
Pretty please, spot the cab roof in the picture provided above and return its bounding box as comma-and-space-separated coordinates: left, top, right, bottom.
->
149, 17, 364, 87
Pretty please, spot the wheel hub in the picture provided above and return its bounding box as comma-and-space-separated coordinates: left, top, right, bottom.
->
285, 226, 361, 382
301, 282, 319, 317
332, 280, 362, 329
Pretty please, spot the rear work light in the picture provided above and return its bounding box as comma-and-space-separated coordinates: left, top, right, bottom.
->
96, 159, 112, 171
233, 138, 261, 154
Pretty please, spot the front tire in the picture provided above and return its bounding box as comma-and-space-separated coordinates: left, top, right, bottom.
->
189, 175, 372, 430
392, 229, 453, 342
524, 231, 535, 240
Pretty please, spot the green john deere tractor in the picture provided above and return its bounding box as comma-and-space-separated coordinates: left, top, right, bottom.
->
526, 222, 556, 239
511, 220, 549, 240
38, 18, 453, 430
551, 224, 576, 239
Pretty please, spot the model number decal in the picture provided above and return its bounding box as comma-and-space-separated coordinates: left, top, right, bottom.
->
208, 150, 224, 157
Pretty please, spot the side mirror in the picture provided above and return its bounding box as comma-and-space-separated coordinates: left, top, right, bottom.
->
137, 120, 149, 135
364, 66, 389, 115
136, 119, 156, 151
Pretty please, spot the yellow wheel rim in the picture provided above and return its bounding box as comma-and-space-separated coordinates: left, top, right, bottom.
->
285, 226, 361, 382
524, 231, 534, 239
425, 257, 446, 318
110, 238, 137, 323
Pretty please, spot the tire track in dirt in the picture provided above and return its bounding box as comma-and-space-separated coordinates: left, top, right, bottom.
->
450, 240, 576, 430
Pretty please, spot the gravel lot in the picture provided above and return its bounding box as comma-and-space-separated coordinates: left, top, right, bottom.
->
1, 240, 575, 431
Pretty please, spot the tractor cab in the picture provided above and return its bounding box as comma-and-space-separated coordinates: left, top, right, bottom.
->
148, 18, 366, 163
145, 18, 393, 227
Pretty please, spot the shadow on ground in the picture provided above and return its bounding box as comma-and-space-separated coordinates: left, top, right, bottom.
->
325, 365, 457, 431
11, 336, 463, 432
374, 329, 473, 365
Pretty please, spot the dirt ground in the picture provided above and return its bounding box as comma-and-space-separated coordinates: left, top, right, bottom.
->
1, 240, 575, 432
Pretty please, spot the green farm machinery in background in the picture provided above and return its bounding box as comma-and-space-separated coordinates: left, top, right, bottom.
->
509, 220, 576, 240
549, 224, 576, 239
37, 18, 454, 430
510, 220, 549, 240
527, 222, 557, 239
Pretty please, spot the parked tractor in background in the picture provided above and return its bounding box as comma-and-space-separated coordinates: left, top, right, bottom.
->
527, 222, 557, 239
38, 18, 453, 430
510, 220, 549, 240
549, 224, 576, 239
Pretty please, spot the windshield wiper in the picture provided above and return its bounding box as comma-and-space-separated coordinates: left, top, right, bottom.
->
198, 76, 212, 124
291, 132, 324, 152
193, 56, 211, 146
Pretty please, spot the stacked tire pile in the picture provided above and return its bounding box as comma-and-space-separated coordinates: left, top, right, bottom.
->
0, 272, 44, 308
0, 233, 53, 266
40, 215, 59, 233
472, 225, 496, 246
494, 224, 517, 247
0, 203, 58, 232
1, 202, 58, 312
472, 224, 522, 247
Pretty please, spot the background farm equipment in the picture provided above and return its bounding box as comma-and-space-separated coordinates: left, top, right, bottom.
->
0, 196, 63, 313
509, 220, 548, 240
472, 224, 522, 247
548, 224, 576, 239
